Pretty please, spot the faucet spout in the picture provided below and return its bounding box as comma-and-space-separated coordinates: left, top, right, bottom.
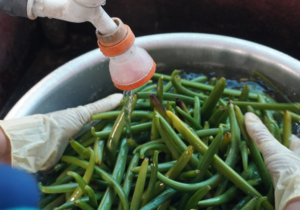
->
27, 0, 117, 34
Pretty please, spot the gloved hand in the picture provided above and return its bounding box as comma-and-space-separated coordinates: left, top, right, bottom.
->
0, 93, 123, 173
245, 112, 300, 210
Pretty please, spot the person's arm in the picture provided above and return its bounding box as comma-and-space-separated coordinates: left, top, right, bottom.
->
0, 127, 11, 163
0, 93, 122, 173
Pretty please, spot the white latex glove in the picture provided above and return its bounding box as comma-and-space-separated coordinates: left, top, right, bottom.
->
0, 93, 123, 173
245, 112, 300, 210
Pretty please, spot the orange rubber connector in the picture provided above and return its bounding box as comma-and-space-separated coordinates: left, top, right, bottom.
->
113, 61, 156, 90
97, 25, 135, 57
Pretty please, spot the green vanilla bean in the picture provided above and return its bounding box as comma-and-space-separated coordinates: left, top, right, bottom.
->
142, 151, 159, 207
239, 84, 250, 101
191, 75, 208, 83
201, 77, 226, 121
105, 94, 137, 166
232, 101, 300, 111
150, 94, 172, 125
91, 111, 153, 120
176, 106, 202, 130
130, 158, 149, 210
240, 141, 249, 172
153, 73, 258, 99
185, 186, 211, 210
157, 76, 164, 103
163, 81, 173, 92
166, 111, 274, 210
283, 110, 292, 148
91, 122, 152, 138
234, 105, 272, 191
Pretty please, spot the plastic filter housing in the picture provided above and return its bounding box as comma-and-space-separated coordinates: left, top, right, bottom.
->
109, 44, 156, 90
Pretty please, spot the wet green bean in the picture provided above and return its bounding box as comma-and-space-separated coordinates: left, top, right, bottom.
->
176, 106, 202, 130
232, 101, 300, 111
234, 105, 272, 191
91, 122, 152, 138
67, 171, 87, 193
155, 112, 181, 160
240, 141, 248, 172
171, 70, 206, 100
142, 151, 159, 207
43, 194, 65, 210
194, 96, 201, 123
140, 144, 170, 159
177, 170, 200, 181
67, 148, 95, 202
202, 122, 210, 145
158, 114, 199, 168
61, 157, 129, 210
74, 199, 94, 210
201, 77, 226, 121
140, 188, 178, 210
130, 158, 149, 210
220, 132, 231, 154
85, 185, 98, 208
39, 194, 60, 209
157, 172, 224, 192
208, 107, 226, 128
185, 186, 211, 210
39, 182, 78, 194
191, 75, 207, 83
141, 84, 157, 92
255, 196, 267, 210
153, 73, 257, 99
240, 197, 258, 210
70, 140, 90, 159
94, 138, 105, 166
133, 139, 164, 154
131, 160, 177, 174
138, 92, 195, 105
197, 179, 259, 207
232, 196, 251, 210
98, 138, 128, 210
105, 94, 137, 166
118, 153, 140, 210
163, 81, 173, 92
154, 145, 194, 196
239, 85, 250, 101
193, 126, 224, 182
166, 111, 274, 209
157, 76, 164, 102
283, 110, 292, 148
91, 111, 153, 120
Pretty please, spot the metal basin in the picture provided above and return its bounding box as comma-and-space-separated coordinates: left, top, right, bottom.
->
5, 33, 300, 119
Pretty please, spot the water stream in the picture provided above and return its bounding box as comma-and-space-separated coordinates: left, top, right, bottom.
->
123, 90, 133, 140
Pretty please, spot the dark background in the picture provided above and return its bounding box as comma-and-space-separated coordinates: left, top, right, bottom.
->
1, 0, 300, 118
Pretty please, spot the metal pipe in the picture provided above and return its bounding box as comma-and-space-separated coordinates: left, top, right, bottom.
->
0, 0, 28, 17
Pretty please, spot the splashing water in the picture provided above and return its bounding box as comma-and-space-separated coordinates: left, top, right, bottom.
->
123, 90, 133, 140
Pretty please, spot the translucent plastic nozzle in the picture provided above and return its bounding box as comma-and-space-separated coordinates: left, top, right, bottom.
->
109, 44, 156, 90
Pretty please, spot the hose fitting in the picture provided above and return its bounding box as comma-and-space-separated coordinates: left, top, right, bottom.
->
96, 18, 135, 57
96, 18, 156, 91
0, 0, 28, 17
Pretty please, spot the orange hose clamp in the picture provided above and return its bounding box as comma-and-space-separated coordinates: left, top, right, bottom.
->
97, 25, 135, 57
